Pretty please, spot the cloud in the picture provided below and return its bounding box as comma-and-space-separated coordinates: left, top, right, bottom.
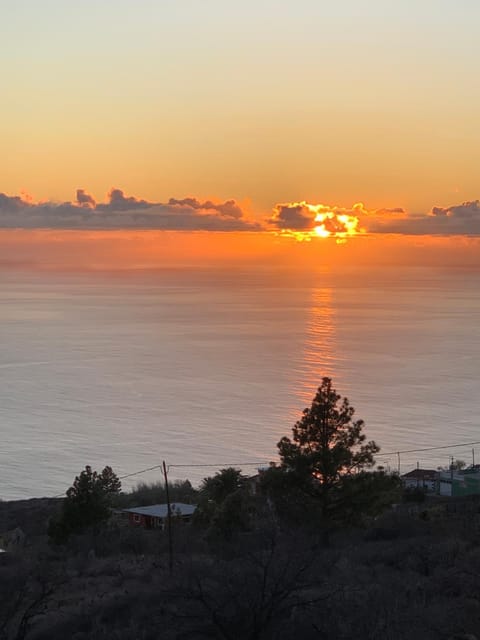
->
3, 188, 480, 236
269, 200, 480, 237
431, 201, 480, 218
360, 200, 480, 235
269, 202, 366, 238
0, 189, 260, 231
269, 204, 313, 230
373, 207, 406, 216
168, 197, 244, 219
270, 202, 382, 232
76, 189, 96, 208
0, 193, 30, 213
96, 188, 151, 212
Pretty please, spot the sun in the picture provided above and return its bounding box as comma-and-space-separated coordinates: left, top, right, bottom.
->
271, 201, 364, 242
313, 220, 331, 238
312, 210, 360, 240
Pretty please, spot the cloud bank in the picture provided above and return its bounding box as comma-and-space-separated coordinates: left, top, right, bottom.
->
270, 201, 480, 237
361, 200, 480, 236
2, 188, 480, 236
0, 189, 260, 231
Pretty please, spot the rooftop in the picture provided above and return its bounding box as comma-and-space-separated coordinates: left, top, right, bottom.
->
401, 469, 437, 480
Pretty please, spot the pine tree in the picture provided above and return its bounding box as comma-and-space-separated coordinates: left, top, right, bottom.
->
277, 377, 380, 528
49, 465, 121, 544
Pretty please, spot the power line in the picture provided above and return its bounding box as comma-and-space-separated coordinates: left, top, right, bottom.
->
52, 460, 269, 497
376, 440, 480, 457
119, 463, 164, 480
120, 460, 269, 477
169, 461, 269, 470
50, 440, 480, 498
52, 463, 166, 497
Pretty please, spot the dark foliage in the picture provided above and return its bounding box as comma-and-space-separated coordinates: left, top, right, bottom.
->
114, 479, 197, 509
194, 468, 255, 538
48, 466, 121, 544
272, 377, 385, 531
3, 505, 480, 639
278, 377, 379, 487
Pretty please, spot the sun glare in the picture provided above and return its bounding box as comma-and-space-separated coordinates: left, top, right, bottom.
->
275, 203, 362, 242
313, 225, 331, 238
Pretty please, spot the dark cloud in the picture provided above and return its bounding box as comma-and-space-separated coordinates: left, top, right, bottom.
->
269, 200, 480, 237
360, 200, 480, 235
168, 197, 243, 219
269, 204, 314, 230
374, 207, 405, 215
0, 189, 260, 231
431, 200, 480, 219
96, 188, 151, 212
3, 190, 480, 235
0, 193, 30, 213
76, 189, 96, 208
269, 202, 364, 237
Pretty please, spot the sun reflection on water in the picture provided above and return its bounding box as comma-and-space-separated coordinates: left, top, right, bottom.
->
289, 286, 341, 419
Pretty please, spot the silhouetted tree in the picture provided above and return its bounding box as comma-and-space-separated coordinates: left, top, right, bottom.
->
115, 479, 197, 508
438, 459, 467, 472
276, 377, 380, 531
48, 465, 121, 544
200, 467, 246, 505
194, 468, 253, 537
335, 470, 402, 522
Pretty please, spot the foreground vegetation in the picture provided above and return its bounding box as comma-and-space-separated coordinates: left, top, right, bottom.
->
2, 496, 480, 640
1, 378, 479, 639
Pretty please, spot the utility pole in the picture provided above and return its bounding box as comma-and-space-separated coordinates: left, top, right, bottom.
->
473, 448, 475, 468
162, 460, 173, 574
397, 452, 401, 475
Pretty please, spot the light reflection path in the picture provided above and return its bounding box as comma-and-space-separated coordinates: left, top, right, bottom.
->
288, 286, 344, 422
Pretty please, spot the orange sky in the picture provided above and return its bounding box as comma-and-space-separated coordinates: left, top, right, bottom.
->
2, 2, 480, 217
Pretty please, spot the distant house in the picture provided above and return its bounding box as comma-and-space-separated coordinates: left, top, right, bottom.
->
121, 503, 197, 530
439, 471, 480, 497
401, 469, 438, 493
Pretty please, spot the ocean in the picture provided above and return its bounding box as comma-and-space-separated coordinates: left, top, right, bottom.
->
1, 265, 480, 500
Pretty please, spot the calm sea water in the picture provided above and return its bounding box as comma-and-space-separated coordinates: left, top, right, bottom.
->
1, 265, 480, 500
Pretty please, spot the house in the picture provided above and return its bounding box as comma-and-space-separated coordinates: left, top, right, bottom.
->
439, 470, 480, 497
401, 469, 438, 493
121, 503, 197, 530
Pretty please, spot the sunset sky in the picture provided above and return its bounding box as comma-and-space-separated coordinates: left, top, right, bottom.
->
3, 1, 480, 510
2, 0, 480, 263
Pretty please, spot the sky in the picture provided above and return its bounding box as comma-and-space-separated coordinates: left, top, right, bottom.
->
2, 0, 480, 265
